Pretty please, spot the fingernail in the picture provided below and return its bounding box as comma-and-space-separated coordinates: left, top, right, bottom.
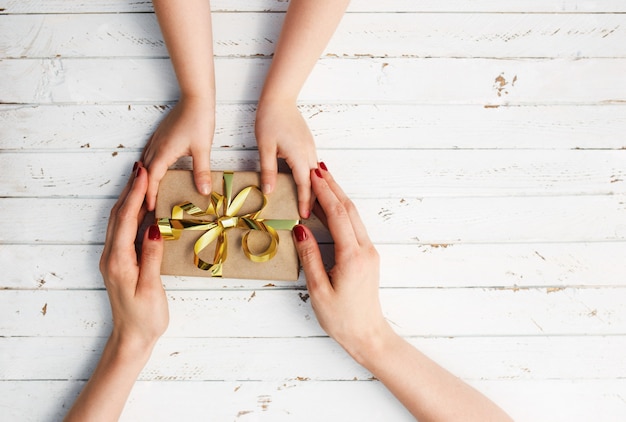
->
148, 224, 161, 241
319, 161, 328, 171
293, 225, 307, 242
135, 166, 142, 178
132, 161, 139, 172
199, 183, 211, 195
314, 168, 322, 178
262, 183, 272, 194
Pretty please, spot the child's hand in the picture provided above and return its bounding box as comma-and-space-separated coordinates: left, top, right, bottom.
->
255, 100, 318, 219
142, 96, 215, 211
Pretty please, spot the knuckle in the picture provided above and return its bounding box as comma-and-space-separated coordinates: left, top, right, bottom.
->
298, 245, 318, 265
366, 244, 380, 261
330, 201, 349, 219
99, 254, 107, 275
116, 202, 134, 221
194, 169, 211, 178
342, 198, 357, 214
109, 204, 119, 220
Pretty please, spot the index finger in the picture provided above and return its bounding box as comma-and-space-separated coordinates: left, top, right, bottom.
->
318, 164, 371, 247
145, 159, 169, 211
310, 168, 359, 252
103, 162, 141, 259
109, 166, 149, 254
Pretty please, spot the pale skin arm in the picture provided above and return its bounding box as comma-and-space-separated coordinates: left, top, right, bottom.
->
292, 164, 513, 422
143, 0, 216, 211
256, 0, 350, 218
64, 163, 168, 421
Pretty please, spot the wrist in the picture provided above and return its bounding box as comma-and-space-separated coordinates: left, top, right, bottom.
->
258, 91, 298, 109
108, 330, 158, 367
342, 321, 400, 370
179, 92, 216, 110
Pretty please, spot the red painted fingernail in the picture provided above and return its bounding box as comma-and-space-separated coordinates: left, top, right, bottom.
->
293, 225, 307, 242
314, 168, 322, 178
132, 161, 139, 172
148, 224, 161, 241
319, 161, 328, 171
135, 166, 142, 178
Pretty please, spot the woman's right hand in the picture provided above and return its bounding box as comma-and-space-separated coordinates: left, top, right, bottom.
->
291, 164, 394, 363
291, 165, 513, 422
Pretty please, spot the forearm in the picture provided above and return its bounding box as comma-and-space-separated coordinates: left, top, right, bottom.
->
355, 329, 513, 422
64, 335, 154, 421
259, 0, 350, 103
153, 0, 216, 102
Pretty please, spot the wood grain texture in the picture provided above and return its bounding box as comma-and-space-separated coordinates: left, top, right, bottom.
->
2, 195, 625, 244
3, 104, 626, 151
2, 336, 625, 381
1, 379, 624, 422
2, 150, 624, 197
3, 57, 626, 104
1, 1, 625, 420
1, 288, 625, 337
2, 0, 626, 13
3, 241, 625, 290
3, 13, 625, 59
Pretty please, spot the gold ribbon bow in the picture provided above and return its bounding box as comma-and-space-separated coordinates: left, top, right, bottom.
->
157, 171, 299, 277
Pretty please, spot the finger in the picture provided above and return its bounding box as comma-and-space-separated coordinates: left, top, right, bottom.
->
137, 224, 165, 293
110, 166, 149, 254
103, 161, 141, 259
292, 224, 332, 297
145, 159, 169, 212
292, 164, 312, 219
310, 168, 359, 251
319, 163, 371, 246
191, 145, 212, 196
311, 200, 328, 229
141, 136, 153, 165
258, 141, 278, 195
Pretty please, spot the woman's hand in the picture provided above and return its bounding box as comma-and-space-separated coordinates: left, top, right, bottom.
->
142, 96, 215, 211
292, 165, 513, 422
256, 100, 318, 219
291, 164, 393, 361
65, 162, 168, 421
100, 162, 169, 350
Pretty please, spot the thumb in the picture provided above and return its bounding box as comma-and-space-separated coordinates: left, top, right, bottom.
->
293, 225, 331, 296
191, 146, 212, 196
138, 224, 164, 290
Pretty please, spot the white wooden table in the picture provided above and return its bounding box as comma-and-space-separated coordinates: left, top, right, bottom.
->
1, 1, 625, 420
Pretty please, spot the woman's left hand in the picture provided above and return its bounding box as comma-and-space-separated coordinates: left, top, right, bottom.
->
65, 162, 168, 421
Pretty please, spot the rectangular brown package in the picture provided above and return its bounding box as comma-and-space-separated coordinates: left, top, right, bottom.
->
155, 170, 300, 281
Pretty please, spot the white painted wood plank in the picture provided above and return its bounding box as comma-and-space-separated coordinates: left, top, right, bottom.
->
2, 195, 624, 244
3, 104, 626, 151
2, 58, 626, 104
4, 13, 626, 59
2, 0, 625, 13
1, 379, 625, 422
2, 150, 624, 198
3, 242, 624, 290
2, 336, 625, 381
1, 288, 624, 337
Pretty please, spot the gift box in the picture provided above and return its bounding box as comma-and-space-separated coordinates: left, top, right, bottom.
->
156, 170, 300, 281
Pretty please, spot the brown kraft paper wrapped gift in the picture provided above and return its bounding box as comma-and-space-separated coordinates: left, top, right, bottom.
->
155, 170, 300, 281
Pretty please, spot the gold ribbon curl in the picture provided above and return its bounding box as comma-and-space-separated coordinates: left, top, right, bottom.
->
157, 171, 299, 277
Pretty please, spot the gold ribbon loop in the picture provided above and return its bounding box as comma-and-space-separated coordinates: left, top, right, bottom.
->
157, 171, 299, 277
